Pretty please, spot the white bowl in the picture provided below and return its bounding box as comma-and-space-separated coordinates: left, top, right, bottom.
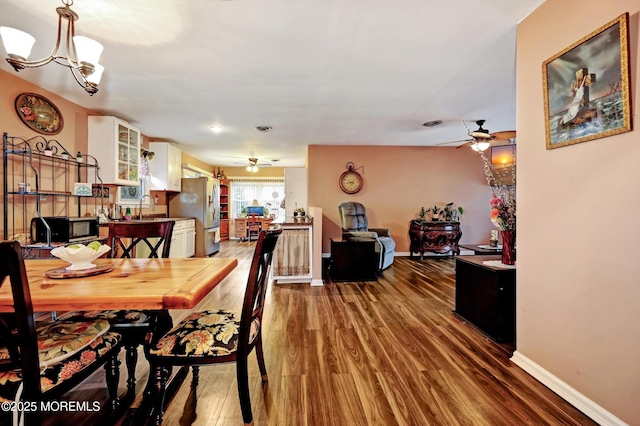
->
50, 244, 111, 271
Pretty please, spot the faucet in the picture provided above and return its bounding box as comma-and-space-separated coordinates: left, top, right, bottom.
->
139, 195, 155, 220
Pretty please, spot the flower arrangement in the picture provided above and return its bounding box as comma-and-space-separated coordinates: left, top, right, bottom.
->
489, 196, 515, 231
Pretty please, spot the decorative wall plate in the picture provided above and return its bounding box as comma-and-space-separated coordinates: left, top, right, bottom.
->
15, 93, 64, 135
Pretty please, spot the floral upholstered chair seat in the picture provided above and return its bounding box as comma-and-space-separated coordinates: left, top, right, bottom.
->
149, 310, 260, 358
59, 310, 150, 326
0, 320, 122, 398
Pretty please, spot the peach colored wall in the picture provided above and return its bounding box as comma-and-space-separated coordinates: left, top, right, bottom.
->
181, 152, 215, 175
308, 145, 495, 253
517, 2, 639, 424
1, 70, 94, 236
222, 166, 285, 178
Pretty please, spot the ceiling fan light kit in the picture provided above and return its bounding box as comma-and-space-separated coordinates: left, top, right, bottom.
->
470, 142, 491, 152
0, 0, 105, 95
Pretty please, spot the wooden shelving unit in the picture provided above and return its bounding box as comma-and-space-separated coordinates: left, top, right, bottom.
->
219, 179, 229, 240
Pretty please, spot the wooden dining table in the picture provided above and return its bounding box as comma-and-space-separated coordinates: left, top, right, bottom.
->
0, 257, 238, 313
0, 256, 238, 424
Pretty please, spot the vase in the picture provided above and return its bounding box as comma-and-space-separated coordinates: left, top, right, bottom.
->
501, 230, 516, 265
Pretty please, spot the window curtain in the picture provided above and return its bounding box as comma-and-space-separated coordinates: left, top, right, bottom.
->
272, 229, 310, 276
231, 179, 285, 218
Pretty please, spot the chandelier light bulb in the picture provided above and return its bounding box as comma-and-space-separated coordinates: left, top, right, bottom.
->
85, 63, 104, 85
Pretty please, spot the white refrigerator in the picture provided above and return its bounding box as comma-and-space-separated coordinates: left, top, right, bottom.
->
169, 177, 220, 256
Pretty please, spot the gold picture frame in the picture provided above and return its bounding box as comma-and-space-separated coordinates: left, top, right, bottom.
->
542, 13, 631, 150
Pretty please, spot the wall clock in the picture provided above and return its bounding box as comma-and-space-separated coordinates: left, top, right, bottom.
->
339, 162, 363, 194
15, 93, 64, 135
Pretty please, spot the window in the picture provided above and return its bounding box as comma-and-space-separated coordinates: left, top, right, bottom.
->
232, 179, 285, 218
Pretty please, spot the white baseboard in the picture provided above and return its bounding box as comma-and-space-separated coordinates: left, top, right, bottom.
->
511, 351, 627, 426
310, 278, 324, 286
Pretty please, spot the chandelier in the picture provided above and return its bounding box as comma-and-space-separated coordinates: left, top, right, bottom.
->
0, 0, 104, 95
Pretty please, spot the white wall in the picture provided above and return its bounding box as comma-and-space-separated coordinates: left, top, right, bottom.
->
285, 168, 308, 217
515, 2, 640, 424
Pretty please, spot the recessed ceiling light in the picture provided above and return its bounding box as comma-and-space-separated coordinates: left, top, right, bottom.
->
209, 125, 223, 133
256, 126, 272, 132
423, 120, 442, 128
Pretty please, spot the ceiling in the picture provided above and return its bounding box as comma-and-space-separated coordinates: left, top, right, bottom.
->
0, 0, 544, 168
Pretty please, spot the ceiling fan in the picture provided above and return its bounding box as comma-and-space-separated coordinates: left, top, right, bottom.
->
437, 120, 516, 150
233, 157, 272, 172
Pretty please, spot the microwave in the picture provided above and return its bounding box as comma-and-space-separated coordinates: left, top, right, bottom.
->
31, 217, 99, 243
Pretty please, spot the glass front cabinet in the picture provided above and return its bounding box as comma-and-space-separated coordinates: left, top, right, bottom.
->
88, 116, 141, 186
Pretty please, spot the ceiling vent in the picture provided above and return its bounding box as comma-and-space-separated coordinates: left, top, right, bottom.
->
423, 120, 442, 128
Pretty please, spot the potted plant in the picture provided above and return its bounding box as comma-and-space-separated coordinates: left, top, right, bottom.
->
442, 202, 464, 221
418, 206, 427, 221
297, 207, 305, 217
241, 206, 247, 217
429, 205, 441, 221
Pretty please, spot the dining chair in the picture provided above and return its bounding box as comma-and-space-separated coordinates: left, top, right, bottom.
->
246, 213, 261, 242
145, 228, 282, 425
59, 220, 175, 399
0, 241, 123, 425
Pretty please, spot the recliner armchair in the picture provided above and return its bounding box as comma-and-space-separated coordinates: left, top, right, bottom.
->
338, 201, 396, 271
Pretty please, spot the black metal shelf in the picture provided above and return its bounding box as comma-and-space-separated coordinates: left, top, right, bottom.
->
3, 132, 106, 257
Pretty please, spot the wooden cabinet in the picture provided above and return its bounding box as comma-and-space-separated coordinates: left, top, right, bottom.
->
234, 218, 247, 240
219, 180, 229, 240
148, 142, 181, 191
88, 116, 141, 185
409, 220, 461, 258
220, 219, 229, 241
454, 256, 515, 346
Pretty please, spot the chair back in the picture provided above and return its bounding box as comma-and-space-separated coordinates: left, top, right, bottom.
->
338, 201, 369, 232
107, 220, 175, 258
0, 241, 43, 407
238, 229, 282, 351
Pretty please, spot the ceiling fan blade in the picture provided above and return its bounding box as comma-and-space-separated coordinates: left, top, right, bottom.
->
436, 138, 473, 146
491, 130, 516, 139
456, 141, 474, 149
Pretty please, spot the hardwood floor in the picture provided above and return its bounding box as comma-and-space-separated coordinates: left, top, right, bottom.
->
9, 240, 596, 426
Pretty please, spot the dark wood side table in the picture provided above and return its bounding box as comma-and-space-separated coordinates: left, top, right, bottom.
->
330, 237, 378, 281
454, 255, 516, 347
409, 220, 461, 259
458, 244, 503, 255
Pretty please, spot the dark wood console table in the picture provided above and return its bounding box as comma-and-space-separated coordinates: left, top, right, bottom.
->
330, 237, 378, 281
454, 255, 516, 347
409, 220, 461, 259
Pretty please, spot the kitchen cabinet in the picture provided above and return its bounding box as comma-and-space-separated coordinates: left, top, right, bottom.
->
88, 116, 141, 185
184, 220, 196, 257
135, 219, 194, 258
148, 142, 182, 191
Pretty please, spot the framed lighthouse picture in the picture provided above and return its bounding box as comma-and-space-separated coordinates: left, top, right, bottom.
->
542, 13, 631, 150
